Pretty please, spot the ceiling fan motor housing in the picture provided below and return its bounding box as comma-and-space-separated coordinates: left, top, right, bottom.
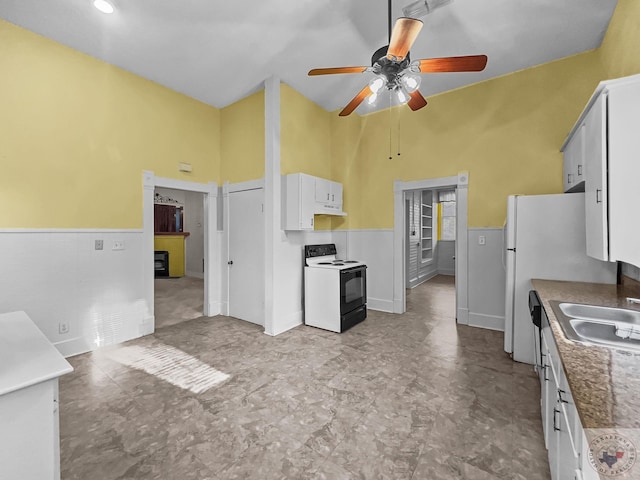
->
371, 45, 411, 85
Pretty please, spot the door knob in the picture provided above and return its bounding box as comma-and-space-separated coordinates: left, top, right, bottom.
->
228, 260, 233, 265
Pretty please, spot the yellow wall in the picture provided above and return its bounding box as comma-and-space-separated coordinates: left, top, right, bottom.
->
598, 0, 640, 78
280, 83, 332, 177
0, 20, 220, 229
280, 83, 334, 229
220, 89, 265, 183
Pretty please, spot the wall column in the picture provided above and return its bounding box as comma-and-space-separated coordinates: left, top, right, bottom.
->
263, 76, 281, 335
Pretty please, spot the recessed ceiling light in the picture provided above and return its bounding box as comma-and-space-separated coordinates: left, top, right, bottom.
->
93, 0, 114, 14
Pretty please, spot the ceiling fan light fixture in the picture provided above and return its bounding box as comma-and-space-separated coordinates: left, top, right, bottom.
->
395, 86, 410, 105
369, 76, 386, 93
93, 0, 114, 14
401, 73, 421, 93
402, 0, 453, 18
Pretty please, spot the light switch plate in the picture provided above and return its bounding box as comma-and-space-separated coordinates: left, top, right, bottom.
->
113, 240, 125, 250
95, 239, 103, 250
479, 235, 486, 245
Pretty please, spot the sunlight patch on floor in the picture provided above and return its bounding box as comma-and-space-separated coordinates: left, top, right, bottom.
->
107, 344, 230, 394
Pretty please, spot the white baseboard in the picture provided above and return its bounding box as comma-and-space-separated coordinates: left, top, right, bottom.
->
206, 301, 222, 317
367, 297, 394, 313
265, 310, 303, 336
393, 297, 404, 314
139, 316, 155, 336
468, 312, 505, 331
53, 336, 91, 359
410, 271, 438, 289
437, 269, 455, 276
456, 307, 469, 325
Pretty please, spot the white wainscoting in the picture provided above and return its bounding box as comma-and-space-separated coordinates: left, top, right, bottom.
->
267, 229, 333, 335
333, 229, 395, 313
467, 228, 506, 331
0, 230, 149, 357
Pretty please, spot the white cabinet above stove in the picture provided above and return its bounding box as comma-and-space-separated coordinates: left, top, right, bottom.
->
314, 177, 343, 214
283, 173, 346, 231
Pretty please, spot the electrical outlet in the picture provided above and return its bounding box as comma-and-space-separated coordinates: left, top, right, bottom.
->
478, 235, 486, 246
59, 322, 69, 334
113, 240, 125, 250
95, 239, 104, 250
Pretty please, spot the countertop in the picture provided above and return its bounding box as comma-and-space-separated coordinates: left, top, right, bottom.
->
532, 279, 640, 430
0, 311, 73, 396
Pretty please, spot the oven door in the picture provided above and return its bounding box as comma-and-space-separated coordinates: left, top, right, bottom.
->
340, 266, 367, 314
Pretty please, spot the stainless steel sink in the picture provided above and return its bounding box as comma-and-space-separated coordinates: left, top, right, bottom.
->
550, 301, 640, 352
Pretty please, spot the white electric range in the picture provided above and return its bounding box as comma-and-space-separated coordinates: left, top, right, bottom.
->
304, 244, 367, 333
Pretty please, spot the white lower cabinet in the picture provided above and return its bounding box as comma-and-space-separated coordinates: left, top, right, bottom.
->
541, 325, 593, 480
0, 311, 73, 480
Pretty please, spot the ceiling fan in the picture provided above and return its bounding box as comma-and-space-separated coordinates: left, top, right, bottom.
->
308, 0, 488, 116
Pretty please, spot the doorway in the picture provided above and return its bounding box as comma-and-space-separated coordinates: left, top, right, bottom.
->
226, 186, 265, 326
142, 171, 219, 336
153, 187, 206, 329
393, 173, 469, 324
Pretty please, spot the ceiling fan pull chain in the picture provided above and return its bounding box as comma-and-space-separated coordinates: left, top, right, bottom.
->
397, 108, 401, 157
389, 91, 393, 160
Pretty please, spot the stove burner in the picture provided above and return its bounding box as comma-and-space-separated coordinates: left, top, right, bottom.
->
333, 263, 345, 266
344, 260, 358, 263
318, 262, 333, 265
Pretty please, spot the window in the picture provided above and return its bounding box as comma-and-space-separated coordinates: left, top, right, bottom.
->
438, 190, 456, 241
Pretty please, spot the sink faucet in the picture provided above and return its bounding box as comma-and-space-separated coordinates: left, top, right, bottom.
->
626, 297, 640, 305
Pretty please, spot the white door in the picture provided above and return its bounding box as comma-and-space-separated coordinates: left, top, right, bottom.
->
228, 188, 264, 326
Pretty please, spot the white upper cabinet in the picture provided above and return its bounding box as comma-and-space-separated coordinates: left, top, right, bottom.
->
608, 79, 640, 267
283, 173, 346, 231
563, 73, 640, 267
283, 173, 315, 231
314, 178, 343, 214
583, 93, 608, 261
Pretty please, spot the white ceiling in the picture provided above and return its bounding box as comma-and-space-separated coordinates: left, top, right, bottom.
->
0, 0, 618, 115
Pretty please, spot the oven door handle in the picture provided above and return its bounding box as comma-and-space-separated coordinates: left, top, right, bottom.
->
340, 265, 367, 274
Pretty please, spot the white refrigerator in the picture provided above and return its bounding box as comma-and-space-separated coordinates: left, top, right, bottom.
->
503, 193, 617, 364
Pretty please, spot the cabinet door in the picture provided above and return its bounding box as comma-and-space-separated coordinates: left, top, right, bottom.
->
540, 334, 552, 448
300, 174, 315, 230
330, 181, 343, 207
563, 124, 584, 192
608, 81, 640, 267
558, 404, 579, 480
584, 93, 609, 261
315, 178, 331, 204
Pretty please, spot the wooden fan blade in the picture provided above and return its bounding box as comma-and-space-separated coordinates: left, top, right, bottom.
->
339, 85, 373, 117
308, 66, 368, 76
417, 55, 488, 73
387, 18, 423, 61
408, 90, 428, 111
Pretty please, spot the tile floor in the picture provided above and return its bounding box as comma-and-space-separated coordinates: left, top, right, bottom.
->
154, 276, 205, 329
59, 275, 551, 479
